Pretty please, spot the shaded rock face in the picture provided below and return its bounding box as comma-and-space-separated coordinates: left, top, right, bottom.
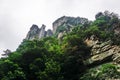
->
46, 29, 53, 37
25, 24, 53, 40
52, 16, 89, 34
38, 24, 46, 38
26, 24, 40, 40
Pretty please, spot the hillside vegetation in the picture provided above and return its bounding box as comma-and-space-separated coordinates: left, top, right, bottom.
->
0, 11, 120, 80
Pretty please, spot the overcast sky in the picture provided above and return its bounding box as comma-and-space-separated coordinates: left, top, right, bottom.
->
0, 0, 120, 57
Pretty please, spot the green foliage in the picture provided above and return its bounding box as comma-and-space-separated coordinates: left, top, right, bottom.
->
61, 33, 91, 80
80, 63, 120, 80
37, 60, 62, 80
55, 25, 66, 37
96, 64, 120, 79
93, 16, 107, 27
84, 26, 100, 38
0, 11, 120, 80
57, 25, 67, 33
0, 59, 26, 80
17, 39, 45, 53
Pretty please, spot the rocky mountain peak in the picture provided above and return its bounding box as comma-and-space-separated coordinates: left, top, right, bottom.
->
41, 24, 46, 29
38, 24, 46, 38
25, 24, 39, 40
46, 29, 53, 37
52, 16, 90, 39
25, 24, 53, 40
25, 16, 90, 40
52, 16, 90, 34
30, 24, 39, 30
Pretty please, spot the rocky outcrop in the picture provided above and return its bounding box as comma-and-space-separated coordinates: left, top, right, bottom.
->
85, 36, 120, 66
26, 24, 40, 40
46, 29, 53, 37
52, 16, 90, 34
25, 24, 53, 40
25, 16, 90, 40
38, 24, 46, 38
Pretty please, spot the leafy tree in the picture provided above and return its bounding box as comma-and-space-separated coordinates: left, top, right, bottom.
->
37, 59, 63, 80
0, 11, 120, 80
61, 33, 91, 80
80, 63, 120, 80
0, 59, 26, 80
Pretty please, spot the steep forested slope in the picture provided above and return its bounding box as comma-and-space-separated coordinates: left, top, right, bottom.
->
0, 11, 120, 80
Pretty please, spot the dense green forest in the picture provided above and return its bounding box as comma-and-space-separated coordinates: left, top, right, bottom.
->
0, 11, 120, 80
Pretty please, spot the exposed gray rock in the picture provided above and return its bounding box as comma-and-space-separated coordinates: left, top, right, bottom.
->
52, 16, 90, 34
25, 24, 53, 40
38, 24, 46, 38
46, 29, 53, 37
95, 12, 104, 19
26, 16, 90, 40
26, 24, 40, 40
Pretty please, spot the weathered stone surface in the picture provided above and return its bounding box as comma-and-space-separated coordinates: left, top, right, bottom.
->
26, 24, 40, 40
91, 40, 113, 55
46, 29, 53, 37
88, 52, 113, 65
85, 36, 120, 66
85, 35, 99, 47
38, 24, 46, 38
112, 46, 120, 63
52, 16, 89, 34
26, 16, 90, 40
57, 32, 64, 39
25, 24, 53, 40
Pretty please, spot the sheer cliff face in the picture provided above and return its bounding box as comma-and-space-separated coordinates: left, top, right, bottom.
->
25, 24, 53, 40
